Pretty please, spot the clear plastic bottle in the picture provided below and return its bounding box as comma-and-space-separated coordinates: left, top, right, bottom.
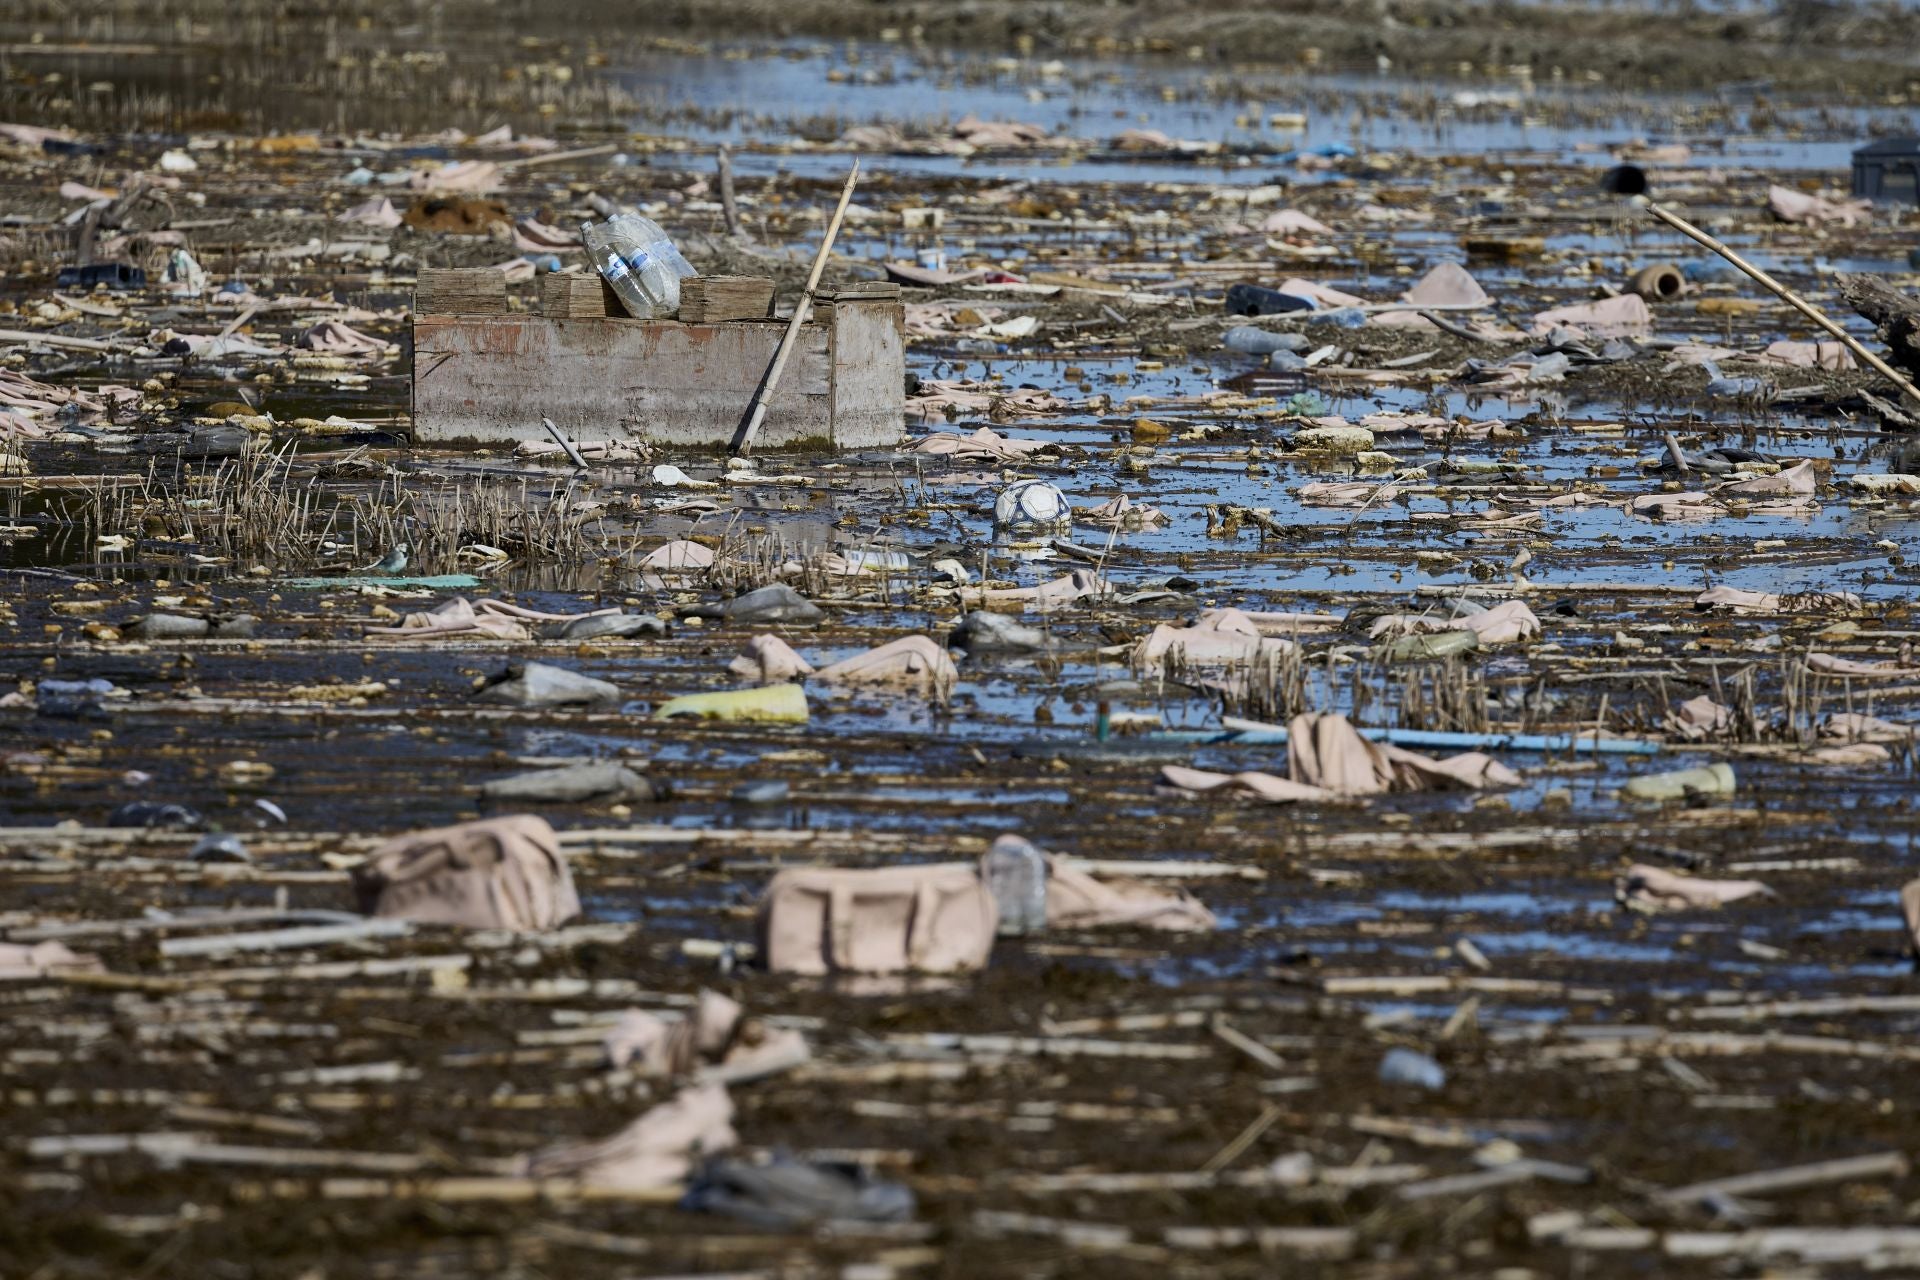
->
581, 219, 649, 317
584, 214, 695, 318
981, 834, 1049, 936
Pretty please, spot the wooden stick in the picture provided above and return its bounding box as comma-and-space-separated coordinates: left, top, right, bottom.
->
717, 146, 742, 239
497, 142, 620, 172
1663, 432, 1692, 475
1640, 199, 1920, 404
1209, 1018, 1287, 1072
540, 415, 590, 469
0, 327, 129, 352
731, 162, 859, 457
1656, 1150, 1909, 1206
1198, 1103, 1284, 1174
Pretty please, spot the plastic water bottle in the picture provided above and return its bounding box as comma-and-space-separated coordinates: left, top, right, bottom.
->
582, 215, 696, 318
603, 214, 675, 316
622, 214, 695, 314
1378, 1047, 1447, 1091
581, 219, 648, 317
982, 834, 1048, 936
1223, 325, 1309, 356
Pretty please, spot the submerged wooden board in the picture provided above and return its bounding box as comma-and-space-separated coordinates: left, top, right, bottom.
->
411, 306, 903, 451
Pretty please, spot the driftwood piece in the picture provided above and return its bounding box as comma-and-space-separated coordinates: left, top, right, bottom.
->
1655, 1151, 1910, 1207
1840, 273, 1920, 379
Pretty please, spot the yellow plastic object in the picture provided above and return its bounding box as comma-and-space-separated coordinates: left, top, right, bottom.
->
655, 683, 809, 723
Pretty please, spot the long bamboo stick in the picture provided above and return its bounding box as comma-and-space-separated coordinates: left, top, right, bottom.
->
731, 162, 859, 457
1640, 199, 1920, 404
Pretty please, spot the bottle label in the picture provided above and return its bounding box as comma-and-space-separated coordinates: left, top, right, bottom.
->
626, 249, 653, 273
601, 258, 630, 281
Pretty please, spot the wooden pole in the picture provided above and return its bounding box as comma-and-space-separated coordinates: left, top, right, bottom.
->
1640, 199, 1920, 405
731, 162, 859, 457
716, 146, 742, 239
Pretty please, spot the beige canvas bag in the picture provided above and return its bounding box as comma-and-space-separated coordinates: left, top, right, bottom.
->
353, 814, 581, 932
758, 862, 998, 974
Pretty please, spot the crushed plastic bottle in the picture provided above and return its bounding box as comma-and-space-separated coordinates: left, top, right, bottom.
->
982, 834, 1048, 936
581, 214, 696, 318
1223, 325, 1311, 356
1305, 306, 1367, 327
1378, 1047, 1447, 1091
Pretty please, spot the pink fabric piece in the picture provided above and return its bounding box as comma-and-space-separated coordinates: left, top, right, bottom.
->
1132, 622, 1296, 668
1375, 262, 1492, 331
1, 123, 76, 149
365, 597, 612, 641
1668, 695, 1733, 741
1695, 586, 1859, 615
1821, 712, 1914, 743
1716, 459, 1817, 497
337, 196, 402, 228
1160, 763, 1335, 804
1195, 608, 1341, 635
1629, 491, 1720, 519
603, 992, 809, 1084
953, 115, 1049, 147
1809, 742, 1892, 766
973, 570, 1107, 611
912, 426, 1052, 461
512, 217, 581, 253
812, 636, 957, 695
907, 382, 1068, 420
842, 125, 908, 150
1768, 184, 1870, 227
408, 160, 502, 193
1369, 600, 1540, 645
639, 540, 716, 573
729, 634, 815, 683
1529, 294, 1653, 338
887, 261, 987, 287
1075, 494, 1167, 528
0, 940, 102, 979
1297, 481, 1388, 506
1807, 652, 1911, 677
1045, 855, 1218, 932
1261, 209, 1333, 236
298, 319, 387, 354
522, 1084, 736, 1189
1276, 277, 1365, 309
1615, 863, 1771, 913
1288, 712, 1521, 794
1758, 340, 1856, 370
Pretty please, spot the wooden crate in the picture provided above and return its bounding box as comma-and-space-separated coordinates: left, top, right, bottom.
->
410, 301, 904, 451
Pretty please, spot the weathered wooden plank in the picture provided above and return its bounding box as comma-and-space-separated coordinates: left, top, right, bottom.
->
830, 298, 910, 449
411, 312, 901, 451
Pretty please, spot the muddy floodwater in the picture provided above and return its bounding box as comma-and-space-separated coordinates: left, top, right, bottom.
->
5, 2, 1920, 1276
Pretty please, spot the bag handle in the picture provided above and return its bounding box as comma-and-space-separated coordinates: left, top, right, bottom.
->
828, 884, 855, 970
905, 879, 941, 966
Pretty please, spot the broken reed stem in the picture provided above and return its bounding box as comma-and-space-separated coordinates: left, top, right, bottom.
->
1641, 200, 1920, 405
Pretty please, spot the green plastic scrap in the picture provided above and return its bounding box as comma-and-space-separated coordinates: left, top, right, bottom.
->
1622, 761, 1736, 801
1376, 629, 1480, 662
655, 683, 809, 724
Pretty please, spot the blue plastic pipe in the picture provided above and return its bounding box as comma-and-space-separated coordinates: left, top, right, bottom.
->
1147, 727, 1660, 756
